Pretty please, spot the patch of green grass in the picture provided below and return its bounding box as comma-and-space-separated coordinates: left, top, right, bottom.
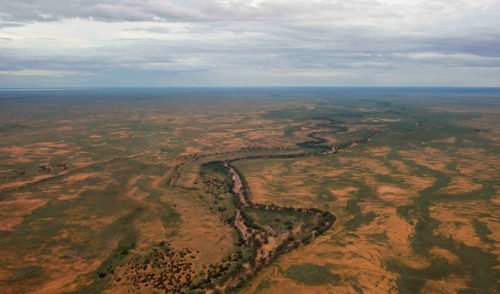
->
285, 263, 340, 285
76, 218, 139, 293
345, 211, 376, 230
367, 232, 389, 243
473, 220, 493, 244
5, 266, 44, 283
246, 207, 318, 236
256, 278, 275, 292
159, 202, 182, 228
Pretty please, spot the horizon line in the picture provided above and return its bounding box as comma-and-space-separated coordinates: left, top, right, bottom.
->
1, 86, 500, 91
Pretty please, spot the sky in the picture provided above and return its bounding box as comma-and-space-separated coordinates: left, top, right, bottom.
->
0, 0, 499, 87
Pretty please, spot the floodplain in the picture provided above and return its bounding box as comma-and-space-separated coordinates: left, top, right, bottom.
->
0, 88, 498, 293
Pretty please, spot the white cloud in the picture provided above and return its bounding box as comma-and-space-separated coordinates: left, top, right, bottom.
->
0, 0, 499, 86
0, 69, 80, 77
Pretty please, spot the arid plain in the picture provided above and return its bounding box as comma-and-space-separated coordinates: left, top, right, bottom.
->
0, 88, 498, 293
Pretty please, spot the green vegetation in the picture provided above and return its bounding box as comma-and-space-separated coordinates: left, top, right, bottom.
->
285, 263, 340, 285
0, 89, 498, 293
5, 266, 44, 283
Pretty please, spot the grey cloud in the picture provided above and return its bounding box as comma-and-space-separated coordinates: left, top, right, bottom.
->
4, 29, 498, 77
0, 21, 24, 29
2, 0, 497, 23
124, 26, 171, 34
0, 0, 200, 22
0, 0, 499, 87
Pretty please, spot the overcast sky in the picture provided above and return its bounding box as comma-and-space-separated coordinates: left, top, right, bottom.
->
0, 0, 499, 87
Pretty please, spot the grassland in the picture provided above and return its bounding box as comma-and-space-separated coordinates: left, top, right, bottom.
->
0, 88, 498, 293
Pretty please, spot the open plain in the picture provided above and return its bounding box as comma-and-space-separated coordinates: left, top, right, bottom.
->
0, 88, 498, 293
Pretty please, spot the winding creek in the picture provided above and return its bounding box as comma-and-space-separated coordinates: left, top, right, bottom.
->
217, 162, 336, 290
188, 118, 378, 291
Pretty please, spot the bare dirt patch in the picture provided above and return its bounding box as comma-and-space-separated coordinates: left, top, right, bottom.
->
429, 247, 460, 264
431, 137, 456, 144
